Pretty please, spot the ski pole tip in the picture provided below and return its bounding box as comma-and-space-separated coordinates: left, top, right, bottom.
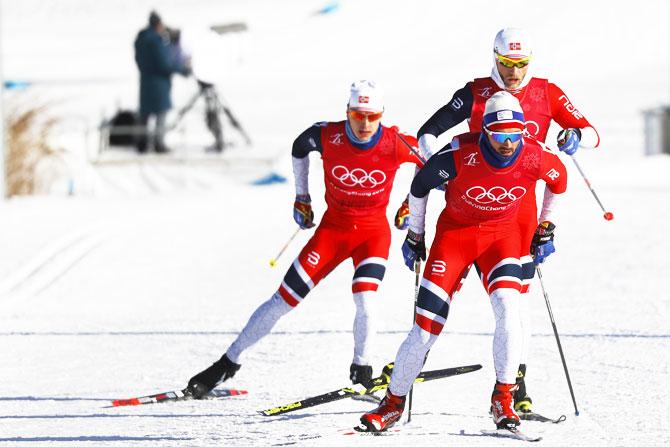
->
603, 212, 614, 221
269, 259, 277, 267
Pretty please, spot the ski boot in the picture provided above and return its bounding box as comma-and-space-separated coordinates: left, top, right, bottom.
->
350, 363, 374, 389
491, 382, 520, 429
187, 354, 241, 399
513, 364, 533, 413
359, 390, 406, 432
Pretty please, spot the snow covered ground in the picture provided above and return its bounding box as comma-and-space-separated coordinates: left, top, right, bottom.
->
1, 1, 669, 446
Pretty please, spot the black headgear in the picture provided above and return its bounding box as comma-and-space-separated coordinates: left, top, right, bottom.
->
149, 11, 162, 27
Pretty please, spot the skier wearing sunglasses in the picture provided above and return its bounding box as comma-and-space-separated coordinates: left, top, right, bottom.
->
361, 91, 568, 432
394, 27, 600, 415
185, 80, 423, 399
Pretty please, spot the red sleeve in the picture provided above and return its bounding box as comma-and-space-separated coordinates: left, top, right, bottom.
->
548, 83, 593, 130
393, 129, 424, 167
539, 148, 568, 194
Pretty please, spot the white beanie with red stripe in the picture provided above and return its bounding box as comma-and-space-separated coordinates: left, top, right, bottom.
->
348, 80, 384, 112
483, 91, 525, 131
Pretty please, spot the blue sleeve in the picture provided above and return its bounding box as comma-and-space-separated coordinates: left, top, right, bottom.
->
417, 84, 473, 138
292, 124, 324, 158
150, 34, 178, 76
410, 144, 457, 198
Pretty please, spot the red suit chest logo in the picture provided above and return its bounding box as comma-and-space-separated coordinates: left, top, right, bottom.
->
331, 165, 387, 188
441, 132, 543, 227
464, 185, 527, 205
319, 122, 401, 217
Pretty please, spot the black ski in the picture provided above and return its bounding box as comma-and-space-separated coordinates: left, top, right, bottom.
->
260, 363, 482, 416
481, 427, 542, 442
520, 411, 566, 424
111, 387, 247, 407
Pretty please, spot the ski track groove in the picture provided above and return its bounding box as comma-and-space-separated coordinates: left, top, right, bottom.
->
138, 163, 168, 194
0, 226, 114, 299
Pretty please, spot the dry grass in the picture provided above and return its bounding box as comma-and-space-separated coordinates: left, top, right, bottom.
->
5, 106, 61, 197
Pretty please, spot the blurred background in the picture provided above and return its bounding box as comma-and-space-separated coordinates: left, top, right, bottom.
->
0, 0, 668, 197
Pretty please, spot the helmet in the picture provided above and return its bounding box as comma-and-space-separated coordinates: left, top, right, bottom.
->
490, 28, 534, 91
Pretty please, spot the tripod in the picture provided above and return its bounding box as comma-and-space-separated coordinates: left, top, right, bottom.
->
169, 80, 252, 152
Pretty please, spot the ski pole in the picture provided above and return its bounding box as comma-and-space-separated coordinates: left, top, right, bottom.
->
528, 135, 613, 222
535, 266, 580, 416
569, 155, 614, 221
269, 228, 300, 267
407, 259, 421, 423
396, 134, 427, 163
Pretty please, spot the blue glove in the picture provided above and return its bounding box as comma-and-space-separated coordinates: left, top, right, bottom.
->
401, 230, 426, 270
394, 199, 410, 230
533, 240, 555, 265
557, 128, 581, 156
531, 221, 556, 265
293, 194, 315, 229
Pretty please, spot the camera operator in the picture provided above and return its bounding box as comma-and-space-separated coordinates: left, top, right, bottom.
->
134, 11, 191, 154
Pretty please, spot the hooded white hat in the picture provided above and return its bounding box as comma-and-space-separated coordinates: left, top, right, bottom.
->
491, 27, 534, 92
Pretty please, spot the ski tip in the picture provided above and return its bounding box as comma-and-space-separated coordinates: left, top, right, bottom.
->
111, 398, 139, 407
519, 411, 567, 424
457, 364, 483, 373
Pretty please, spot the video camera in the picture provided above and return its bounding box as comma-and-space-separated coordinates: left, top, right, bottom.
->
166, 27, 181, 46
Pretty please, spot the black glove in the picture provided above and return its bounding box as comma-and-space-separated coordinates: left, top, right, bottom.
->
401, 230, 426, 270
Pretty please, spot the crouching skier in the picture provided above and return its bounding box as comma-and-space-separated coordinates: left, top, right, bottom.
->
186, 80, 423, 398
410, 27, 599, 413
360, 91, 567, 432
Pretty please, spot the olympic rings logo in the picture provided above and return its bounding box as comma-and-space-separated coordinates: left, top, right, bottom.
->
331, 165, 387, 188
465, 185, 527, 205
